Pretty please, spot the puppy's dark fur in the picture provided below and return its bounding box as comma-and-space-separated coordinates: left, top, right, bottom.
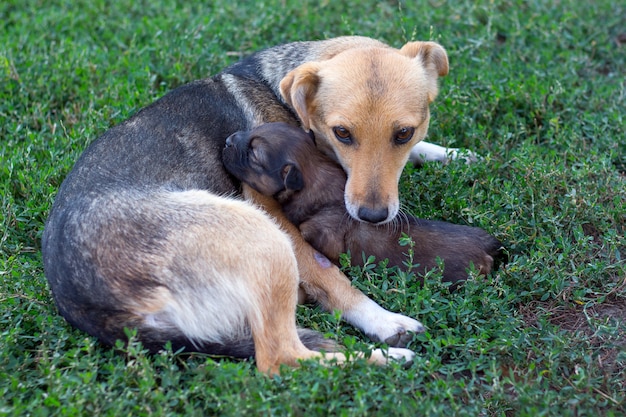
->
223, 123, 504, 284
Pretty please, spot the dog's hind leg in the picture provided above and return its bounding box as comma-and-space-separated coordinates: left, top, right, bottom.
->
248, 254, 415, 374
241, 217, 340, 374
134, 191, 385, 373
143, 190, 414, 374
243, 242, 415, 373
230, 202, 414, 373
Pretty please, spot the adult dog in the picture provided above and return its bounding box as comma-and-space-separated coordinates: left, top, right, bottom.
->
223, 122, 503, 285
42, 36, 462, 374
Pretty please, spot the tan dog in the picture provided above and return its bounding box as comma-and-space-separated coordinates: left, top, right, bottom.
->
42, 36, 461, 373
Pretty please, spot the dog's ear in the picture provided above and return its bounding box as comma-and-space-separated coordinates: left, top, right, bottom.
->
279, 63, 321, 132
282, 164, 304, 191
399, 41, 449, 103
400, 41, 449, 77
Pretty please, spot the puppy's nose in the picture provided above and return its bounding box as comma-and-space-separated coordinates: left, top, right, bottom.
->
357, 206, 389, 224
225, 131, 246, 147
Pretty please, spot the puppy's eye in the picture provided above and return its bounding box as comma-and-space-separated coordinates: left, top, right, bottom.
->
248, 138, 262, 160
333, 126, 353, 145
394, 127, 415, 145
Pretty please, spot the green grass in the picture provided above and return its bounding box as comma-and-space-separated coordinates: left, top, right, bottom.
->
1, 0, 625, 415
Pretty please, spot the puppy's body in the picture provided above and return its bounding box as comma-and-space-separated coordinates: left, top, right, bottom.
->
223, 123, 503, 283
42, 36, 460, 372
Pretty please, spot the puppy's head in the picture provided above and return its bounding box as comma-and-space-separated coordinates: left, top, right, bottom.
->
280, 41, 448, 224
222, 123, 311, 198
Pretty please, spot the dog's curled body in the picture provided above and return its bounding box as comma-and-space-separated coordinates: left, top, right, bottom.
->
42, 36, 459, 372
42, 79, 302, 355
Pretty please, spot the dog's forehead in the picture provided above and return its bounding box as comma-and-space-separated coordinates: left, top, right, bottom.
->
318, 50, 431, 126
323, 49, 429, 89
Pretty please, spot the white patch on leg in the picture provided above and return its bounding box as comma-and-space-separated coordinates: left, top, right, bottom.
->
341, 297, 424, 347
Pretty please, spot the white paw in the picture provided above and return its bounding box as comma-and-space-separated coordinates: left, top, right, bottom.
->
342, 298, 424, 348
386, 347, 416, 362
373, 311, 425, 347
370, 347, 416, 367
409, 140, 481, 166
444, 148, 481, 165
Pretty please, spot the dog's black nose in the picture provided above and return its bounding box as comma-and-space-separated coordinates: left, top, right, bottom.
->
357, 206, 389, 224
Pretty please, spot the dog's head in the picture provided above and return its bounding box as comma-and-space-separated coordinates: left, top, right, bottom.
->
280, 41, 448, 224
222, 123, 311, 199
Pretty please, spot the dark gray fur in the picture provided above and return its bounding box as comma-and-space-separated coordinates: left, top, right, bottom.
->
42, 41, 327, 357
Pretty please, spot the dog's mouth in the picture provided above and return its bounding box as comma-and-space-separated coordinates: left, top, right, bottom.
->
224, 132, 245, 153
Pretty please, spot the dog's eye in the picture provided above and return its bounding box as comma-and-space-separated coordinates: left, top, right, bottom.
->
333, 126, 353, 144
394, 127, 415, 145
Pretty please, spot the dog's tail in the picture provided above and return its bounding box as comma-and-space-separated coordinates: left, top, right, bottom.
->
137, 327, 339, 359
297, 328, 340, 352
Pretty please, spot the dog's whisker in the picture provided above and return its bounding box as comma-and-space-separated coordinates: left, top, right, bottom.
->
394, 207, 410, 234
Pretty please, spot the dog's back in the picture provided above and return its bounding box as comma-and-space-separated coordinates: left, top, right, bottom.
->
42, 50, 303, 358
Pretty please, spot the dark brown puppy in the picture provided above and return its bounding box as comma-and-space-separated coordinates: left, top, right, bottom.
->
223, 122, 504, 284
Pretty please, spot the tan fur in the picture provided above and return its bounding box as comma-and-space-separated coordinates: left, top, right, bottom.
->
238, 188, 414, 373
243, 186, 424, 349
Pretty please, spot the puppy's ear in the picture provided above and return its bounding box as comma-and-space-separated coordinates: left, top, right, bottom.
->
283, 164, 304, 191
279, 62, 321, 132
400, 41, 449, 77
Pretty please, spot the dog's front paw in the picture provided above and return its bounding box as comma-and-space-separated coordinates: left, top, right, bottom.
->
342, 299, 425, 348
374, 311, 425, 348
444, 148, 481, 165
409, 141, 481, 166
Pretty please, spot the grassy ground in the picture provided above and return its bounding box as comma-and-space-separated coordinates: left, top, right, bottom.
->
1, 0, 625, 415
